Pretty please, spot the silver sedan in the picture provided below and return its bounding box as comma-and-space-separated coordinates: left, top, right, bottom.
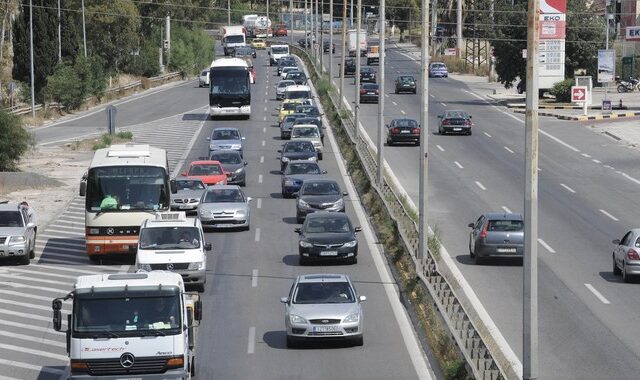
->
612, 228, 640, 282
280, 273, 365, 347
198, 185, 252, 230
170, 177, 207, 213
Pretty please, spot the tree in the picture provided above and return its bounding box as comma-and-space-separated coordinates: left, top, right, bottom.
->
0, 108, 32, 171
386, 0, 418, 38
45, 63, 83, 110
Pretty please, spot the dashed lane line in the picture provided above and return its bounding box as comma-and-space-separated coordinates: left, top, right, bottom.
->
504, 146, 514, 154
584, 283, 611, 305
502, 206, 512, 213
599, 209, 619, 221
560, 183, 576, 193
474, 181, 486, 190
254, 228, 261, 242
538, 239, 556, 254
252, 269, 258, 287
454, 161, 463, 169
257, 198, 262, 209
436, 145, 444, 152
483, 132, 492, 138
247, 327, 256, 354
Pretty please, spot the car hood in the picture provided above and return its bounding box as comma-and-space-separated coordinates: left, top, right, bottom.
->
284, 173, 326, 182
0, 227, 26, 236
137, 248, 204, 265
283, 152, 316, 160
299, 194, 342, 204
302, 232, 355, 244
218, 162, 244, 172
187, 174, 226, 184
171, 189, 205, 200
289, 303, 359, 320
199, 202, 248, 213
211, 139, 242, 146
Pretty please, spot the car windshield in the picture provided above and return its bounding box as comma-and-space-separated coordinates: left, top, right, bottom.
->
295, 118, 319, 126
293, 282, 355, 304
285, 90, 310, 99
0, 211, 24, 227
176, 180, 205, 191
304, 216, 351, 233
272, 46, 289, 54
235, 48, 252, 56
279, 59, 295, 67
189, 164, 222, 176
225, 35, 244, 43
200, 70, 208, 76
394, 119, 418, 128
253, 39, 264, 44
444, 111, 468, 119
210, 152, 242, 164
432, 63, 446, 69
488, 220, 523, 232
283, 102, 299, 111
212, 129, 240, 140
292, 127, 319, 138
400, 76, 414, 82
363, 84, 378, 90
286, 163, 321, 174
203, 188, 244, 203
284, 142, 315, 153
139, 226, 201, 250
296, 106, 319, 115
361, 67, 373, 73
302, 181, 340, 195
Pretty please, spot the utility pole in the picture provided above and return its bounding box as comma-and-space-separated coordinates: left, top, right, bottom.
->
165, 16, 171, 66
418, 0, 430, 275
29, 0, 35, 119
605, 0, 611, 101
315, 0, 320, 68
159, 24, 164, 72
290, 0, 294, 46
456, 0, 462, 54
310, 0, 314, 62
320, 0, 324, 72
338, 0, 347, 111
329, 0, 334, 81
430, 0, 437, 57
81, 0, 87, 57
350, 0, 353, 27
523, 0, 540, 379
57, 0, 61, 62
267, 0, 270, 26
376, 0, 385, 185
305, 0, 309, 53
354, 0, 361, 140
228, 0, 231, 25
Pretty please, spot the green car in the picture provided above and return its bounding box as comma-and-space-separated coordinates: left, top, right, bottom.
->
394, 75, 417, 94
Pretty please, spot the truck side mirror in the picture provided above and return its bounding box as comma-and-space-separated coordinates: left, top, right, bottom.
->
194, 300, 203, 321
170, 179, 177, 194
204, 243, 212, 251
79, 181, 87, 197
52, 299, 62, 331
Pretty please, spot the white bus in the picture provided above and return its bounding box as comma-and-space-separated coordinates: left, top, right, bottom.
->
80, 144, 176, 261
209, 58, 251, 119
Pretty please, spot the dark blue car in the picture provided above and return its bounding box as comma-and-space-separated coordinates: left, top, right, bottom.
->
280, 161, 327, 198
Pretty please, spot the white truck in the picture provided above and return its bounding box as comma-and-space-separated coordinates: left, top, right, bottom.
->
269, 44, 290, 66
53, 272, 202, 379
347, 29, 367, 57
242, 14, 258, 37
254, 16, 272, 38
221, 25, 247, 56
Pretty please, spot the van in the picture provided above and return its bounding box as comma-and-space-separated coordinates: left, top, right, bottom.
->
284, 84, 312, 101
136, 212, 212, 292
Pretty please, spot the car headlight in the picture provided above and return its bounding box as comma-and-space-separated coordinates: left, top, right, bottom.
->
299, 240, 313, 248
235, 209, 247, 216
284, 179, 294, 186
231, 144, 242, 150
312, 141, 321, 147
9, 236, 25, 244
307, 156, 317, 161
188, 262, 204, 270
234, 167, 245, 174
290, 314, 307, 324
137, 263, 152, 272
298, 199, 309, 207
281, 156, 290, 162
343, 312, 359, 323
343, 240, 357, 248
334, 198, 344, 208
210, 144, 218, 150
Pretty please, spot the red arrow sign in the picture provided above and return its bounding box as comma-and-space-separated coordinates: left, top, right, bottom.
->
571, 86, 587, 102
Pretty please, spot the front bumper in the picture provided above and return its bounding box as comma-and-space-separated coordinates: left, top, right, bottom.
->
475, 243, 523, 258
210, 105, 251, 116
200, 215, 249, 228
287, 320, 362, 340
299, 245, 358, 261
170, 202, 200, 213
282, 183, 303, 196
71, 368, 189, 380
0, 242, 28, 258
430, 72, 448, 77
397, 86, 416, 93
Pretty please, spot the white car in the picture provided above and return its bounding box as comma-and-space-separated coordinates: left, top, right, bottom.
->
276, 80, 296, 100
290, 124, 323, 160
280, 66, 299, 79
198, 69, 210, 87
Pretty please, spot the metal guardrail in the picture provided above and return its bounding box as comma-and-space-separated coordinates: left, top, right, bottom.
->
7, 72, 181, 116
293, 44, 517, 380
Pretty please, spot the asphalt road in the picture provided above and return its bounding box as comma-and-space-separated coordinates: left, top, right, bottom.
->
309, 34, 640, 377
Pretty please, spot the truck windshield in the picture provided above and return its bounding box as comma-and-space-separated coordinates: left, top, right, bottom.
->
139, 226, 201, 250
224, 35, 244, 44
74, 293, 182, 337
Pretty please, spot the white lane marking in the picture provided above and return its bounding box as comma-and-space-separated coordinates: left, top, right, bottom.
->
254, 228, 261, 242
260, 156, 264, 163
538, 239, 556, 253
247, 327, 256, 354
0, 330, 65, 348
392, 101, 398, 106
251, 269, 258, 287
440, 102, 447, 106
257, 198, 262, 209
581, 153, 591, 158
454, 161, 463, 169
264, 106, 267, 112
584, 283, 611, 305
621, 172, 640, 185
599, 209, 619, 221
258, 174, 263, 183
265, 91, 268, 96
264, 99, 267, 103
0, 342, 68, 361
475, 181, 486, 190
263, 116, 267, 121
483, 132, 492, 138
539, 129, 580, 152
436, 144, 444, 152
430, 94, 435, 98
603, 164, 614, 169
400, 110, 406, 115
261, 140, 266, 147
560, 183, 576, 193
502, 206, 512, 214
592, 159, 601, 164
263, 127, 267, 133
504, 146, 515, 154
385, 94, 389, 98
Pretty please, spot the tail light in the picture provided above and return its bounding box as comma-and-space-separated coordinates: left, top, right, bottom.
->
375, 90, 379, 95
628, 249, 640, 260
360, 89, 367, 94
479, 222, 488, 239
391, 128, 399, 134
465, 120, 472, 126
442, 119, 450, 125
412, 128, 420, 134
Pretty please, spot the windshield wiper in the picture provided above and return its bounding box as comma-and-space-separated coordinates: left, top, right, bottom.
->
90, 329, 120, 339
141, 329, 167, 337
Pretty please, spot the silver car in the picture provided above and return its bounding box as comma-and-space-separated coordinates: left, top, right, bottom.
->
170, 177, 207, 213
468, 213, 524, 265
612, 228, 640, 282
290, 125, 323, 160
280, 273, 365, 347
198, 185, 252, 230
198, 69, 209, 87
208, 127, 246, 157
0, 202, 37, 265
276, 79, 296, 100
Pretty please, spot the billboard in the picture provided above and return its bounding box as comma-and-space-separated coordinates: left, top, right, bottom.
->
538, 0, 566, 88
597, 50, 615, 83
626, 26, 640, 41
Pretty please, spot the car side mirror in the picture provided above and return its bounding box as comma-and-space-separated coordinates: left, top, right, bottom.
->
241, 136, 246, 140
268, 51, 271, 55
277, 149, 282, 153
244, 162, 248, 166
294, 227, 301, 234
247, 197, 253, 202
612, 239, 621, 245
206, 137, 211, 141
359, 295, 367, 303
354, 227, 362, 232
280, 297, 289, 304
79, 181, 87, 197
292, 192, 299, 197
468, 223, 475, 228
322, 170, 327, 174
342, 192, 348, 196
27, 222, 35, 228
204, 243, 212, 251
170, 179, 177, 194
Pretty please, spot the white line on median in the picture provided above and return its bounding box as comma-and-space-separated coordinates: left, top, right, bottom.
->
0, 358, 65, 375
400, 110, 406, 115
581, 153, 591, 158
263, 116, 266, 121
436, 145, 444, 151
440, 102, 447, 106
257, 198, 262, 209
538, 239, 556, 253
251, 269, 258, 287
261, 140, 266, 147
483, 132, 492, 138
264, 106, 267, 112
504, 146, 515, 154
560, 183, 576, 193
392, 101, 398, 106
599, 209, 619, 221
502, 206, 512, 213
254, 228, 261, 242
263, 127, 266, 133
258, 174, 263, 183
247, 327, 256, 354
454, 161, 463, 169
260, 156, 264, 163
592, 159, 601, 164
475, 181, 486, 190
584, 283, 611, 305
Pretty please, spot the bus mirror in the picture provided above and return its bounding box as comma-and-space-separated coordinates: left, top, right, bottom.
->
52, 299, 62, 331
170, 179, 177, 194
79, 181, 86, 197
194, 300, 203, 321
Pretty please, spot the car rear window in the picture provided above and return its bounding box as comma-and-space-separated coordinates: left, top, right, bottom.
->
488, 220, 523, 232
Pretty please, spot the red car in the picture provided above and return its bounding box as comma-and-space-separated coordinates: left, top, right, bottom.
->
181, 160, 228, 186
274, 24, 288, 37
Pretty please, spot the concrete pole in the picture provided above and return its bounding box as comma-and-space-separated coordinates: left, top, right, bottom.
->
290, 0, 294, 46
456, 0, 462, 54
523, 0, 540, 379
267, 0, 270, 27
605, 2, 610, 101
57, 0, 61, 62
29, 0, 35, 119
320, 0, 325, 72
376, 0, 385, 185
165, 16, 171, 65
338, 0, 347, 111
354, 0, 361, 140
350, 0, 354, 27
310, 0, 314, 61
305, 0, 309, 53
81, 0, 87, 57
316, 0, 320, 68
418, 0, 430, 275
160, 24, 164, 72
430, 0, 437, 57
329, 0, 334, 81
228, 0, 231, 25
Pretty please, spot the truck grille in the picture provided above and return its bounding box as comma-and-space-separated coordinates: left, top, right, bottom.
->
85, 356, 169, 376
150, 263, 190, 270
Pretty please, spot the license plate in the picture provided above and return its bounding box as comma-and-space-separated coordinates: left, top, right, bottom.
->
179, 205, 192, 209
367, 92, 374, 95
320, 251, 338, 256
313, 325, 339, 332
401, 130, 410, 133
453, 128, 462, 131
497, 248, 517, 253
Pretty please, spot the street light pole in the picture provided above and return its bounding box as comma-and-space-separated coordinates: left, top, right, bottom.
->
57, 0, 61, 62
29, 0, 35, 119
430, 0, 437, 57
315, 0, 320, 68
354, 0, 361, 140
329, 0, 334, 81
338, 0, 347, 111
227, 0, 231, 25
376, 0, 385, 185
456, 0, 462, 54
350, 0, 353, 27
81, 0, 87, 57
418, 0, 430, 275
605, 1, 610, 101
290, 0, 294, 46
320, 0, 324, 72
305, 0, 309, 53
523, 0, 540, 379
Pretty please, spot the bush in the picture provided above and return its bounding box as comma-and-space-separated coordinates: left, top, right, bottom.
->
0, 108, 33, 171
169, 27, 214, 76
126, 38, 161, 77
75, 55, 107, 100
549, 79, 574, 102
116, 131, 133, 140
45, 63, 84, 110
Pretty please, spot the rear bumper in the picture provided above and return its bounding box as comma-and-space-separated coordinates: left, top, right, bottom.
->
475, 244, 523, 258
360, 95, 379, 103
389, 134, 420, 143
442, 126, 471, 134
86, 236, 138, 255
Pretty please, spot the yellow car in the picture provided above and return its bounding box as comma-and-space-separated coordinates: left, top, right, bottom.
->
278, 99, 304, 124
251, 38, 266, 49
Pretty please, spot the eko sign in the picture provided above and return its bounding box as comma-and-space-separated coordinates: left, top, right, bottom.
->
626, 26, 640, 41
538, 0, 566, 88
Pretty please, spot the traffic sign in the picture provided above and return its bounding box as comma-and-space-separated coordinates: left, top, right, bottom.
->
571, 86, 587, 103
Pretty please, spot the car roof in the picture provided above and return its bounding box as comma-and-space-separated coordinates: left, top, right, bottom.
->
190, 160, 222, 165
0, 202, 23, 212
297, 273, 350, 283
483, 212, 523, 221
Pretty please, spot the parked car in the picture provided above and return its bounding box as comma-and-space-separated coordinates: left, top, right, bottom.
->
295, 179, 347, 223
359, 83, 379, 104
438, 110, 473, 135
274, 23, 288, 37
429, 62, 449, 78
290, 125, 323, 159
276, 79, 296, 100
198, 185, 251, 230
284, 71, 308, 85
0, 202, 37, 264
323, 40, 336, 53
198, 69, 210, 87
385, 118, 420, 146
280, 273, 365, 347
181, 160, 228, 186
281, 161, 327, 198
394, 75, 416, 94
251, 38, 266, 49
170, 177, 207, 213
208, 127, 246, 156
280, 112, 308, 139
359, 66, 377, 83
295, 212, 361, 265
209, 150, 247, 186
278, 141, 318, 172
468, 213, 524, 265
341, 58, 356, 76
612, 228, 640, 282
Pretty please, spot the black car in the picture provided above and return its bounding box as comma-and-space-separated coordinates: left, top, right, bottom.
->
284, 71, 308, 85
277, 57, 297, 75
297, 38, 311, 48
293, 117, 324, 144
385, 118, 420, 146
323, 40, 336, 53
360, 66, 376, 83
234, 46, 256, 59
278, 141, 318, 172
342, 58, 356, 76
280, 112, 307, 139
395, 75, 417, 94
295, 212, 361, 265
295, 105, 322, 120
209, 150, 248, 186
438, 110, 473, 135
295, 179, 347, 223
359, 83, 379, 103
281, 161, 327, 198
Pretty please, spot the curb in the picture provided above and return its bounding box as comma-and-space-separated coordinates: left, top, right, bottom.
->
511, 108, 640, 121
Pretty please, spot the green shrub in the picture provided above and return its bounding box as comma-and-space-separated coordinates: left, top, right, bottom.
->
116, 131, 133, 140
168, 27, 215, 76
549, 79, 574, 102
46, 63, 84, 110
75, 55, 107, 100
0, 108, 33, 171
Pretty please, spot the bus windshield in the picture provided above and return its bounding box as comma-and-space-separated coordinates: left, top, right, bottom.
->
86, 166, 169, 212
211, 68, 249, 95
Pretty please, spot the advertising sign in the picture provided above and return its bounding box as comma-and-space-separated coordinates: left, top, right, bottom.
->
626, 26, 640, 41
597, 50, 615, 83
538, 0, 566, 88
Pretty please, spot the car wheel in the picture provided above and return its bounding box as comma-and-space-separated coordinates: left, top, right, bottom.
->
29, 240, 35, 259
89, 255, 101, 264
190, 357, 196, 378
413, 89, 417, 94
386, 138, 393, 146
318, 152, 323, 160
20, 254, 30, 265
474, 254, 483, 265
352, 335, 363, 346
286, 335, 297, 348
623, 262, 632, 283
613, 255, 621, 275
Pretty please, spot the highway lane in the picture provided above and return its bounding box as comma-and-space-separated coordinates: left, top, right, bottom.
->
317, 38, 640, 377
